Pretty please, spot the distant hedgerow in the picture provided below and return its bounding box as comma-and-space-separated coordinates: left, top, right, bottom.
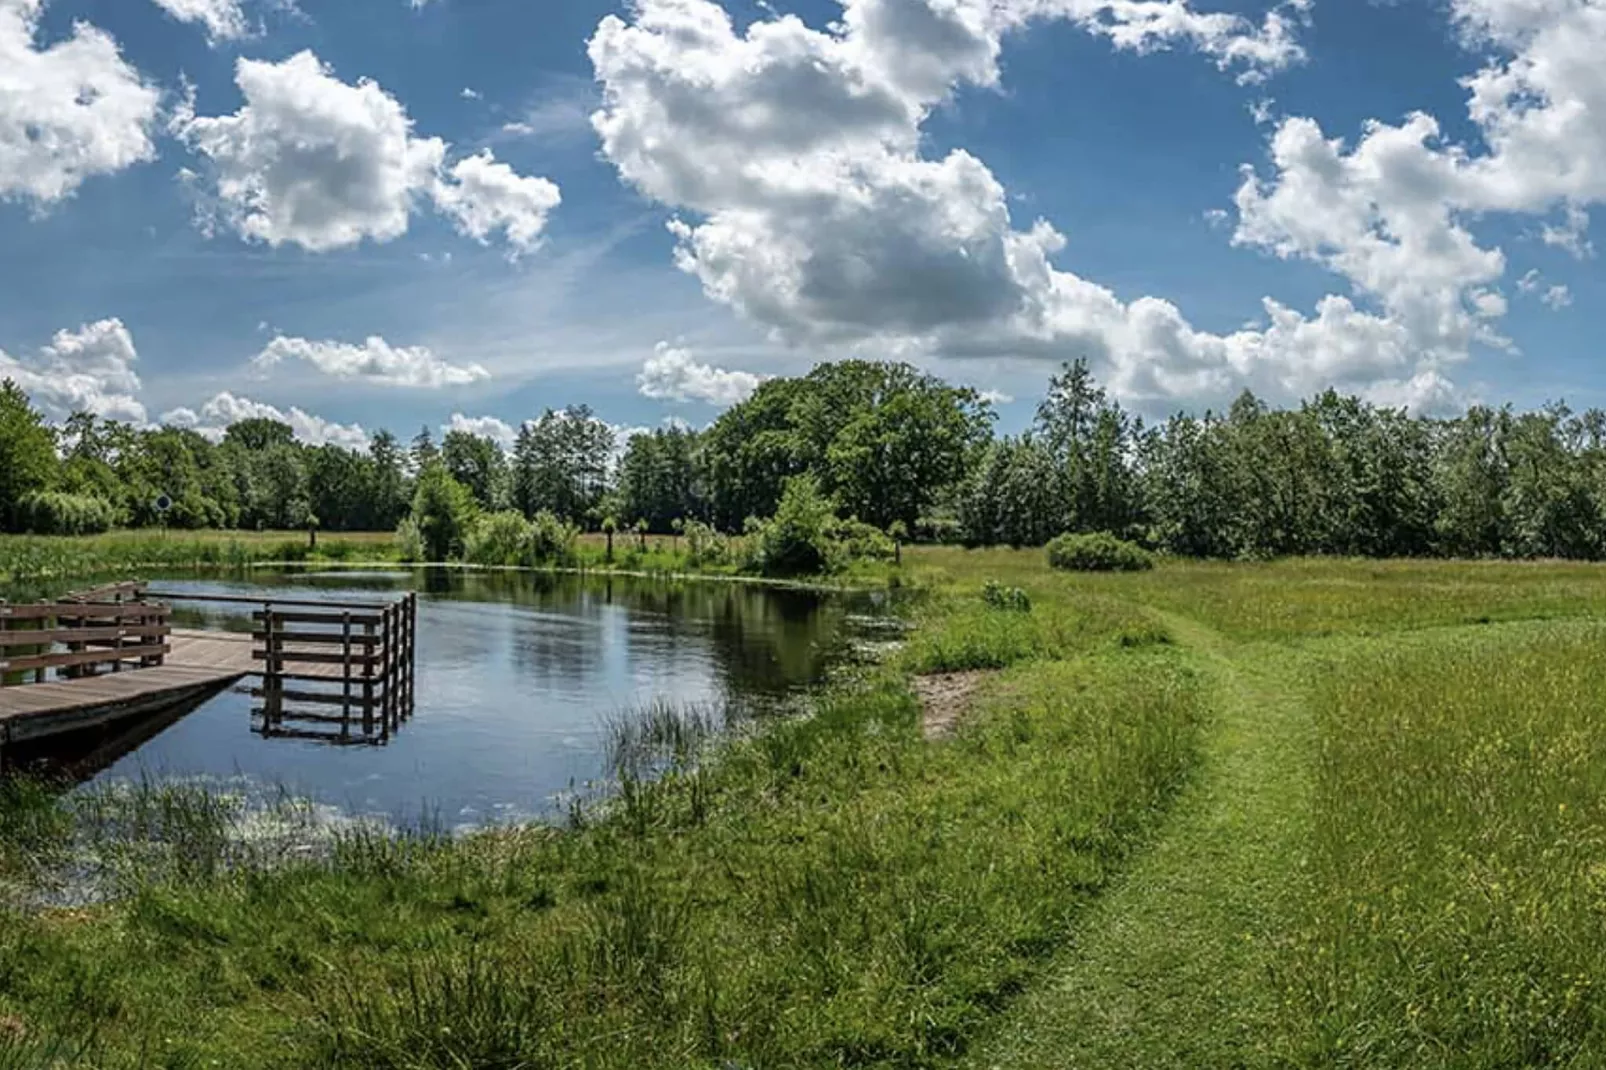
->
1047, 532, 1154, 573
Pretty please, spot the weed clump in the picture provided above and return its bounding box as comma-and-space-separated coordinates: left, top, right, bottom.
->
1047, 532, 1154, 572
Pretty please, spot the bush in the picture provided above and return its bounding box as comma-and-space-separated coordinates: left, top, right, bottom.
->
17, 491, 120, 535
465, 511, 531, 566
831, 517, 896, 561
1047, 531, 1154, 572
981, 580, 1032, 612
524, 511, 578, 566
394, 518, 424, 562
681, 519, 729, 568
748, 475, 838, 577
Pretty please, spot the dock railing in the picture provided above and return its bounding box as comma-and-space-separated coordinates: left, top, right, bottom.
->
0, 584, 172, 686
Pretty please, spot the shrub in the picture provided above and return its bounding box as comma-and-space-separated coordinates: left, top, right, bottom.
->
748, 475, 838, 577
1046, 532, 1154, 572
465, 511, 531, 566
524, 511, 578, 566
981, 580, 1032, 612
681, 519, 728, 568
17, 491, 120, 535
831, 517, 896, 561
394, 517, 424, 562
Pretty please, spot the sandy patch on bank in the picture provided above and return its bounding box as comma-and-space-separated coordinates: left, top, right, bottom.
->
913, 671, 996, 739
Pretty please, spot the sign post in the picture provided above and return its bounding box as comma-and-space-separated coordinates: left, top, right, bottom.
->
154, 493, 173, 539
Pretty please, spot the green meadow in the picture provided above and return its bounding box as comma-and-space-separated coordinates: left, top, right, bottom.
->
5, 548, 1606, 1067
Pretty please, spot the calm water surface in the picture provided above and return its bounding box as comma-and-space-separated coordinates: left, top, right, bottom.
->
73, 569, 885, 829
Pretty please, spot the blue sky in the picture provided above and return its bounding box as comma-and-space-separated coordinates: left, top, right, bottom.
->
1, 0, 1602, 447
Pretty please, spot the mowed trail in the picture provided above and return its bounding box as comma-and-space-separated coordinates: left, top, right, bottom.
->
966, 612, 1315, 1068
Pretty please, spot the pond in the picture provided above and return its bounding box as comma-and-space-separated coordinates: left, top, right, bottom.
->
46, 569, 891, 831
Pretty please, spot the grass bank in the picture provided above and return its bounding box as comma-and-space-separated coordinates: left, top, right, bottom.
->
10, 549, 1606, 1066
0, 549, 1200, 1067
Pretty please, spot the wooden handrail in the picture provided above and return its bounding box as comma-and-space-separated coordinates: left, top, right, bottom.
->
0, 643, 170, 676
0, 624, 170, 649
149, 591, 391, 611
0, 604, 171, 622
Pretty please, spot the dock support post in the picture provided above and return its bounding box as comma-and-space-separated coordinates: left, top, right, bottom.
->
264, 604, 282, 735
342, 610, 353, 739
362, 616, 376, 737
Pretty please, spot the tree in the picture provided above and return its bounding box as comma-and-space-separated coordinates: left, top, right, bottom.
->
442, 430, 507, 511
411, 462, 478, 560
0, 380, 59, 529
368, 430, 409, 531
223, 418, 295, 453
410, 426, 439, 473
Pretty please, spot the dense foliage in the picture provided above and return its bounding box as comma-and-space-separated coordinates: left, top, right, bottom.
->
14, 352, 1606, 561
1047, 532, 1154, 572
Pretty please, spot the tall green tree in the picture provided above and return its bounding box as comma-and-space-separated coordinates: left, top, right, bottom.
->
0, 380, 59, 528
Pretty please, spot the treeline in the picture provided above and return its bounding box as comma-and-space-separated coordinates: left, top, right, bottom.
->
7, 357, 1606, 561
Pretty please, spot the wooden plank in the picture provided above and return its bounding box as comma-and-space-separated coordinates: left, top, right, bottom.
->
64, 581, 147, 603
0, 644, 170, 675
0, 626, 170, 649
151, 592, 390, 611
0, 604, 169, 622
246, 629, 381, 646
250, 649, 381, 667
248, 610, 385, 626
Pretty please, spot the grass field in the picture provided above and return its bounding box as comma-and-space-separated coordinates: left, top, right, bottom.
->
5, 548, 1606, 1066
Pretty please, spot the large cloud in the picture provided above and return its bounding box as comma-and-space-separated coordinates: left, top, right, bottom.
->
1232, 0, 1606, 397
253, 335, 490, 388
0, 0, 160, 204
161, 392, 370, 449
590, 0, 1475, 412
173, 51, 560, 253
0, 318, 147, 423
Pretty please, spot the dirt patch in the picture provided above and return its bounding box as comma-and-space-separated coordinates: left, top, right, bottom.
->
0, 1014, 27, 1041
913, 671, 996, 740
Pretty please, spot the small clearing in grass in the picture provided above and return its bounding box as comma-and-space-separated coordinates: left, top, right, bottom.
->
912, 669, 994, 738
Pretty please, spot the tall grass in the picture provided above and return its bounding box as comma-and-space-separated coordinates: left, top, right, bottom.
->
1278, 623, 1606, 1066
0, 632, 1203, 1066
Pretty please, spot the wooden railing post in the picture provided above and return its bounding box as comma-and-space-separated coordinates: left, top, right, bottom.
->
342, 611, 353, 732
362, 614, 376, 736
264, 604, 281, 734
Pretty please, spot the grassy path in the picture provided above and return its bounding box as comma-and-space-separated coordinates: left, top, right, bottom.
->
966, 613, 1314, 1068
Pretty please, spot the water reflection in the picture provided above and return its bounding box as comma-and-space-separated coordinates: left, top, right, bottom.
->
74, 568, 872, 829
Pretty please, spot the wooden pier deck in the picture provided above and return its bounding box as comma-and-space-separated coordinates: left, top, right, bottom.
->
0, 630, 253, 744
0, 588, 418, 760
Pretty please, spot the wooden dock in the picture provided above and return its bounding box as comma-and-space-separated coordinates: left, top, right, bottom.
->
0, 585, 418, 767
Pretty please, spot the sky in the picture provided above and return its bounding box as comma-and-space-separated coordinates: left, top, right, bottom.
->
2, 0, 1604, 449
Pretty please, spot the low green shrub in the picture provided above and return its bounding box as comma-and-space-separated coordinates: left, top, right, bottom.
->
1047, 532, 1154, 572
981, 580, 1031, 612
16, 492, 121, 536
747, 475, 838, 577
465, 511, 531, 566
525, 511, 578, 566
393, 518, 424, 563
831, 517, 896, 561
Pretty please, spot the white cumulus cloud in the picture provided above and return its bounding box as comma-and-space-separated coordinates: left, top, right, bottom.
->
0, 318, 146, 423
590, 0, 1473, 412
432, 151, 561, 255
443, 412, 517, 449
0, 0, 160, 204
172, 51, 560, 253
148, 0, 252, 42
253, 335, 490, 388
637, 342, 763, 406
161, 392, 369, 448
